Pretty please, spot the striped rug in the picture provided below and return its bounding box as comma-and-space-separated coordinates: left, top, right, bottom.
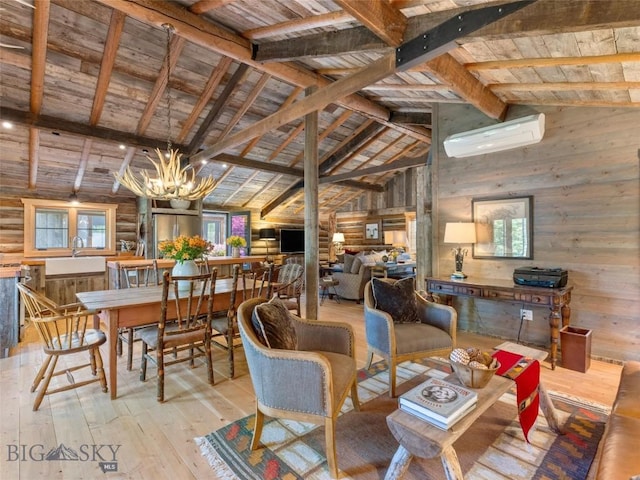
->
196, 358, 608, 480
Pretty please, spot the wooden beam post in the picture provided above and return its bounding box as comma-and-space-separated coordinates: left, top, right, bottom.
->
304, 86, 319, 320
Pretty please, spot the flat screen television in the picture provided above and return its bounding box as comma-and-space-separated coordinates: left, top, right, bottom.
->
279, 229, 304, 253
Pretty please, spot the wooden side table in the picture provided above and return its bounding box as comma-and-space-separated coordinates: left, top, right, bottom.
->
320, 277, 340, 304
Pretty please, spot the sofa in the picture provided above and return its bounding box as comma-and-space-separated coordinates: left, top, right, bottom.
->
595, 360, 640, 480
331, 263, 372, 303
329, 251, 384, 303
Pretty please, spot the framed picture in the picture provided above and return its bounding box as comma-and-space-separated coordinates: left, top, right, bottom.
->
472, 196, 533, 259
364, 220, 381, 241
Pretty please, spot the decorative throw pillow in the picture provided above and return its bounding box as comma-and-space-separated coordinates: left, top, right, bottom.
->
371, 277, 420, 324
251, 297, 298, 350
343, 254, 355, 273
351, 256, 363, 274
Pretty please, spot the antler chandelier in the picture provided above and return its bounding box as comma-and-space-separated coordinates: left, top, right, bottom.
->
114, 24, 216, 201
115, 148, 216, 200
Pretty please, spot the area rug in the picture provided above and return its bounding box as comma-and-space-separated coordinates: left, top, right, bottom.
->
196, 359, 609, 480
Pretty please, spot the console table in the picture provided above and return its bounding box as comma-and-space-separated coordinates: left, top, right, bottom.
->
426, 276, 572, 370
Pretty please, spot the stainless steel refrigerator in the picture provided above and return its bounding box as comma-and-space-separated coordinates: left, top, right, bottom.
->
152, 213, 202, 258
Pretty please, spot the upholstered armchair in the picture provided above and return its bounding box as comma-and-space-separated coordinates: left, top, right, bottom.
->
237, 297, 360, 479
364, 278, 457, 397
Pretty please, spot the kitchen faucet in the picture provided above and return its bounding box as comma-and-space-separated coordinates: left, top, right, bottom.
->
71, 236, 84, 257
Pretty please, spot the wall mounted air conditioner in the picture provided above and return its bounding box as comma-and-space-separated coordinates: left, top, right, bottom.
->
443, 113, 545, 158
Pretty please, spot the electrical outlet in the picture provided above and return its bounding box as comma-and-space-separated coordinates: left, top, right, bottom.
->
520, 309, 533, 321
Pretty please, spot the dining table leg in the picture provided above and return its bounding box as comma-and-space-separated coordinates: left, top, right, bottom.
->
106, 310, 119, 399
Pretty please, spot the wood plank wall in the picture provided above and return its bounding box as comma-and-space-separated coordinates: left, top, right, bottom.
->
335, 170, 417, 251
433, 104, 640, 362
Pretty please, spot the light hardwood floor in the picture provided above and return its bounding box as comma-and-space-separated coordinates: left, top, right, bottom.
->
0, 295, 622, 479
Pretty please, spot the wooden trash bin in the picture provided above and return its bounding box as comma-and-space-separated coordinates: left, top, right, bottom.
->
560, 326, 592, 373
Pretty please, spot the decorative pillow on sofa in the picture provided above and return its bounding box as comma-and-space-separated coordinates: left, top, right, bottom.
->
350, 256, 363, 274
371, 277, 419, 324
251, 297, 298, 350
343, 254, 355, 272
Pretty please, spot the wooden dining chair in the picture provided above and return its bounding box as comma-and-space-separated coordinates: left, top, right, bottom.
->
17, 283, 108, 410
210, 264, 270, 378
115, 260, 160, 371
138, 269, 217, 402
272, 263, 304, 316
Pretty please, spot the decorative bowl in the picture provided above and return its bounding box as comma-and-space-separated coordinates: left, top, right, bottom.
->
450, 359, 500, 389
170, 199, 191, 209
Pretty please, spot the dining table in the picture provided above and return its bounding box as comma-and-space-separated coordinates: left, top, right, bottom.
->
76, 277, 266, 399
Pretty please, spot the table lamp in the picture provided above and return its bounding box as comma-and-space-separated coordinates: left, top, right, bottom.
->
444, 222, 476, 279
384, 231, 407, 261
259, 228, 276, 262
332, 232, 345, 256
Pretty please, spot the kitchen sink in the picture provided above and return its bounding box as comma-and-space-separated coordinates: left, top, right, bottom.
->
45, 257, 106, 276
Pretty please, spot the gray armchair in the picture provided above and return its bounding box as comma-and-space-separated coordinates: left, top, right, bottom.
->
237, 297, 360, 479
364, 279, 457, 397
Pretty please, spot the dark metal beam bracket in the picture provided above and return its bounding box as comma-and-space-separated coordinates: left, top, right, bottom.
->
395, 1, 536, 71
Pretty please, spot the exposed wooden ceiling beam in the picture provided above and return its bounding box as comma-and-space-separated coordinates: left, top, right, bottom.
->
74, 140, 93, 192
185, 64, 250, 155
389, 112, 432, 126
28, 0, 50, 190
136, 34, 185, 134
191, 3, 517, 165
1, 107, 185, 152
251, 27, 386, 62
467, 52, 640, 70
189, 53, 397, 165
334, 0, 408, 46
75, 10, 126, 193
90, 10, 125, 126
421, 53, 507, 120
189, 0, 234, 15
96, 0, 391, 128
177, 56, 233, 143
243, 11, 352, 40
322, 152, 427, 183
490, 82, 640, 92
470, 0, 640, 41
319, 121, 380, 172
218, 73, 271, 140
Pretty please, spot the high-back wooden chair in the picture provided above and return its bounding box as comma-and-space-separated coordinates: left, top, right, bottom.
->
210, 264, 270, 378
272, 263, 304, 316
17, 283, 108, 410
138, 269, 217, 402
115, 260, 161, 371
118, 260, 160, 288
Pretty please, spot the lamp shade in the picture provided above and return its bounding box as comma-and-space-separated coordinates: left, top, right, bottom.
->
259, 228, 276, 240
444, 222, 476, 244
384, 230, 406, 246
332, 232, 345, 243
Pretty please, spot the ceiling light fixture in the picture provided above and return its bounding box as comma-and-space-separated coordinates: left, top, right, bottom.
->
113, 24, 216, 201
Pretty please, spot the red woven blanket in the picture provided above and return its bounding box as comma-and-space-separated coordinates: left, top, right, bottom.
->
492, 349, 540, 443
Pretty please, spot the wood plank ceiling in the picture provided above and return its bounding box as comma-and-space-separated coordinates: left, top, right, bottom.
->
1, 0, 639, 219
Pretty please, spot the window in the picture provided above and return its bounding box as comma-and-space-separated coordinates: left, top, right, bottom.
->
202, 210, 251, 256
22, 199, 117, 257
405, 212, 416, 258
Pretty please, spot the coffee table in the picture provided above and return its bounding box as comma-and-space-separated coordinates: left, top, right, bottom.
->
385, 342, 562, 480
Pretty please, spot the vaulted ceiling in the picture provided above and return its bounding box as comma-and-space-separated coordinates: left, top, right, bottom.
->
1, 0, 639, 219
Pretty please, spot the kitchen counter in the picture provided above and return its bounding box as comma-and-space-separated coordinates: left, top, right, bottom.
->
106, 256, 265, 269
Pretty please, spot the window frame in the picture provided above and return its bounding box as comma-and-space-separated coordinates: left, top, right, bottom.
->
22, 198, 118, 258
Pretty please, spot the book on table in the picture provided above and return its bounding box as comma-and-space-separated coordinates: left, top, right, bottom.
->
398, 377, 478, 430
